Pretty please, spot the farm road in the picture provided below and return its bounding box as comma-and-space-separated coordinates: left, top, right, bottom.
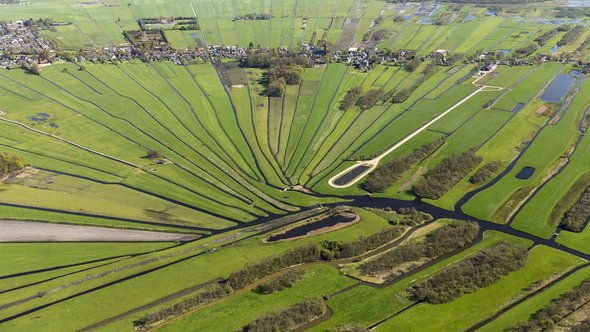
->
328, 66, 505, 188
0, 220, 196, 242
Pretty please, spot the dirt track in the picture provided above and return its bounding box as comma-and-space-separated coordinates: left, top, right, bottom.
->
0, 220, 197, 242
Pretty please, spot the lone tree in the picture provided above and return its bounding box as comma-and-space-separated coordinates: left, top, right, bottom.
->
147, 149, 162, 159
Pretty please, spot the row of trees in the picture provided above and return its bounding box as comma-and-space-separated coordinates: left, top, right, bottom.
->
339, 86, 363, 110
413, 151, 483, 199
506, 278, 590, 331
339, 87, 383, 111
409, 241, 528, 304
387, 62, 438, 104
360, 220, 479, 277
228, 243, 320, 289
229, 224, 408, 288
253, 270, 306, 295
233, 13, 272, 21
0, 152, 26, 177
562, 185, 590, 232
241, 50, 308, 69
470, 160, 502, 184
133, 284, 232, 331
318, 226, 405, 260
364, 138, 444, 192
357, 89, 383, 110
244, 297, 325, 332
558, 25, 585, 47
554, 7, 590, 19
534, 25, 570, 46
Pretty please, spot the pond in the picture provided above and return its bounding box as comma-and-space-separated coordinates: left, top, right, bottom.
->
516, 166, 535, 180
540, 74, 576, 103
266, 213, 357, 242
333, 165, 371, 186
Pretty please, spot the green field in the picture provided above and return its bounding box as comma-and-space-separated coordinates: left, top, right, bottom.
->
3, 1, 590, 331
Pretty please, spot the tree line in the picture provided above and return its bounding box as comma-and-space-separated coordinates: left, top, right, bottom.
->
386, 62, 438, 104
318, 226, 405, 260
360, 220, 479, 278
535, 24, 570, 46
413, 151, 483, 200
408, 241, 528, 304
562, 185, 590, 232
470, 160, 501, 184
243, 297, 325, 332
134, 210, 430, 329
133, 283, 232, 331
339, 87, 383, 111
364, 138, 445, 193
233, 13, 272, 21
229, 220, 418, 288
253, 270, 306, 295
241, 50, 308, 69
558, 25, 585, 47
505, 277, 590, 331
0, 152, 26, 177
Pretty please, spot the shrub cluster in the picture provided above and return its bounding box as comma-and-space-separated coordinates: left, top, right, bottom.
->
356, 89, 383, 110
133, 284, 232, 331
329, 324, 369, 332
562, 186, 590, 232
558, 25, 585, 46
409, 241, 528, 304
364, 138, 444, 193
515, 44, 538, 56
339, 86, 363, 110
244, 298, 325, 332
413, 151, 483, 200
253, 270, 306, 295
572, 318, 590, 332
405, 57, 422, 72
360, 220, 479, 277
366, 207, 433, 227
470, 161, 502, 184
269, 65, 304, 85
0, 152, 26, 177
266, 64, 304, 97
506, 278, 590, 331
391, 88, 412, 104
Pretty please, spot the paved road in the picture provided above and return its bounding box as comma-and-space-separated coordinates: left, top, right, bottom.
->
328, 66, 504, 188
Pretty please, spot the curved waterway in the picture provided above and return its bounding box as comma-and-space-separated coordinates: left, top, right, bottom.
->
266, 213, 357, 242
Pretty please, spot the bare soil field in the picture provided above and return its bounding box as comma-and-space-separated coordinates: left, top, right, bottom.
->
0, 220, 197, 242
